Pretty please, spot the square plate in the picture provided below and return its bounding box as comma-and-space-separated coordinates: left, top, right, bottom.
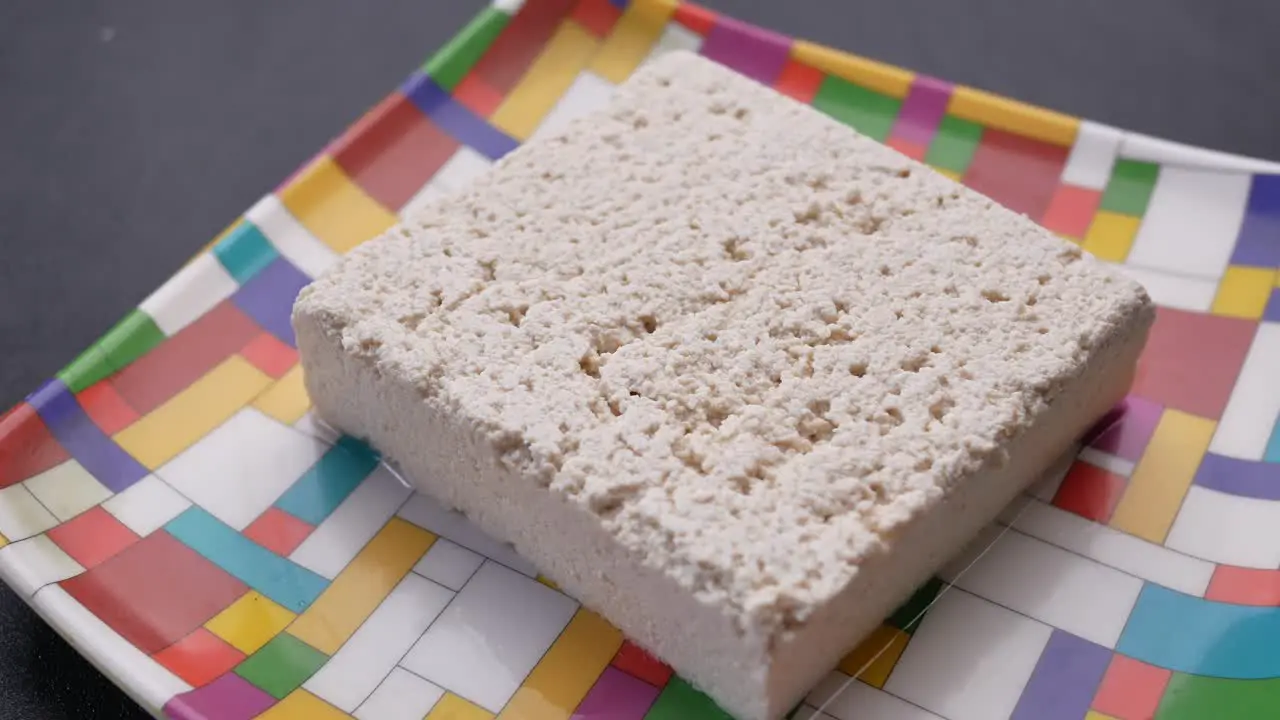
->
3, 1, 1280, 718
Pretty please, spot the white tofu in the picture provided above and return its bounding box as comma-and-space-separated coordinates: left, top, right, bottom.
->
293, 52, 1153, 720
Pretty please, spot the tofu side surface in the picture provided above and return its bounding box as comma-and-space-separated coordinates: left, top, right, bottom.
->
293, 51, 1154, 720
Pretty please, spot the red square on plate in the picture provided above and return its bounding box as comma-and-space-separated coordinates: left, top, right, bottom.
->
244, 508, 314, 558
1130, 307, 1257, 419
570, 0, 622, 37
61, 531, 247, 654
1040, 184, 1102, 239
75, 382, 140, 436
1052, 460, 1126, 523
110, 301, 260, 415
48, 507, 140, 569
673, 2, 719, 36
1092, 653, 1170, 720
963, 128, 1070, 220
887, 136, 928, 162
612, 639, 673, 687
154, 628, 246, 688
1205, 566, 1280, 606
240, 334, 299, 380
0, 403, 70, 489
330, 92, 460, 212
453, 73, 507, 118
468, 0, 577, 94
773, 59, 824, 105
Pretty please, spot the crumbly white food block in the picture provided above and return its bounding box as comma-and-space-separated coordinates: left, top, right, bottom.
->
293, 51, 1153, 720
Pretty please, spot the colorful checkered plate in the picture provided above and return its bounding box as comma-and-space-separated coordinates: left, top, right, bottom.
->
3, 1, 1280, 719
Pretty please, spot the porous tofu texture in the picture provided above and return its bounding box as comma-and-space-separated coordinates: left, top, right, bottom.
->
295, 51, 1153, 719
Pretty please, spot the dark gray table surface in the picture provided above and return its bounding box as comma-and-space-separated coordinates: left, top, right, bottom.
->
1, 1, 1277, 717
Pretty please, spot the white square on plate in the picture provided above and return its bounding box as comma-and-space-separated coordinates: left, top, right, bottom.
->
1060, 121, 1123, 191
0, 484, 58, 541
158, 408, 329, 530
139, 253, 239, 336
1166, 484, 1280, 568
884, 588, 1051, 720
290, 465, 412, 580
1210, 322, 1280, 461
0, 536, 84, 596
941, 527, 1142, 648
397, 492, 538, 576
414, 538, 484, 591
355, 667, 445, 720
101, 475, 192, 537
305, 573, 453, 712
1127, 167, 1251, 279
245, 194, 339, 279
807, 673, 944, 720
401, 561, 577, 712
24, 460, 112, 522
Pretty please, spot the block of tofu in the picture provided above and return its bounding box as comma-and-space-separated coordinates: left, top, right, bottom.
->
293, 51, 1153, 720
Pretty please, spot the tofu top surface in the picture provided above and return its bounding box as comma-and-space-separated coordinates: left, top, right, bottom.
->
295, 52, 1152, 637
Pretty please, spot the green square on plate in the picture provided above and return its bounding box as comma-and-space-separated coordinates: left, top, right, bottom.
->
423, 6, 510, 90
886, 576, 946, 635
645, 676, 735, 720
925, 115, 984, 174
99, 309, 166, 373
1099, 158, 1160, 216
235, 633, 328, 699
812, 75, 903, 143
